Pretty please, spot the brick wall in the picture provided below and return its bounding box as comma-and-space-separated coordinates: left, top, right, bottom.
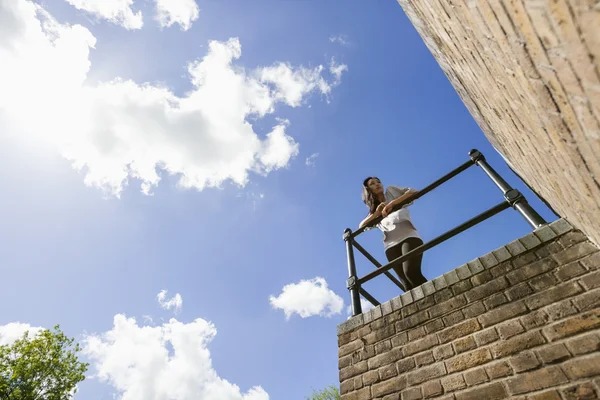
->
393, 0, 600, 246
337, 219, 600, 400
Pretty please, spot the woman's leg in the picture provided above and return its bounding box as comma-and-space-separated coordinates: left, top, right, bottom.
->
385, 245, 410, 291
401, 237, 427, 288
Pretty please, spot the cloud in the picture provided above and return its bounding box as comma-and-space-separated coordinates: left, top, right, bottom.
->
157, 290, 183, 313
155, 0, 199, 31
83, 314, 269, 400
0, 0, 347, 198
305, 153, 319, 167
329, 34, 349, 46
269, 277, 344, 319
65, 0, 143, 29
0, 322, 43, 346
346, 299, 375, 317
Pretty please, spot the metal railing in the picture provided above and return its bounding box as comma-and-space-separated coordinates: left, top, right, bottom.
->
343, 149, 547, 317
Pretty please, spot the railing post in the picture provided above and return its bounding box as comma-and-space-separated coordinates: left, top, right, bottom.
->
469, 149, 547, 229
344, 228, 362, 316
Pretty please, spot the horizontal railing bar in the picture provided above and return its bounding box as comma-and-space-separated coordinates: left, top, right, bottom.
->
357, 200, 511, 285
352, 159, 476, 238
352, 240, 407, 291
359, 288, 380, 307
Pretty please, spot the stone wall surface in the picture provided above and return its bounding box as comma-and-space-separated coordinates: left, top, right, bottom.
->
337, 219, 600, 400
394, 0, 600, 245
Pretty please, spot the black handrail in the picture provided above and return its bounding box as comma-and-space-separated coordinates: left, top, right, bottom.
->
343, 149, 546, 317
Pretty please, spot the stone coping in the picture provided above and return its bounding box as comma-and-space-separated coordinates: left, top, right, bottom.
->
337, 218, 576, 336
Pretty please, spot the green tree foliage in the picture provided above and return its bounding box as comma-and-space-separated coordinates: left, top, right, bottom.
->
0, 325, 88, 400
306, 385, 341, 400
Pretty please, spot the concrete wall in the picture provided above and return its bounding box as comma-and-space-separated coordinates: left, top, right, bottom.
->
394, 0, 600, 245
337, 219, 600, 399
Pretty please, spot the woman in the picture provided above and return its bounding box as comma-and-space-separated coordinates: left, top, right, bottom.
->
359, 177, 427, 291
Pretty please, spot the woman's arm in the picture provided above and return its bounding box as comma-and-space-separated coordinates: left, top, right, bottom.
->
382, 188, 419, 217
358, 203, 387, 228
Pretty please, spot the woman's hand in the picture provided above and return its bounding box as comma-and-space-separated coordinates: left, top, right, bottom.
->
375, 202, 387, 216
382, 202, 395, 217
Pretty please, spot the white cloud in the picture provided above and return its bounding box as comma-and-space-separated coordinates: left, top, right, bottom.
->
330, 58, 348, 85
346, 299, 375, 317
157, 290, 183, 313
0, 0, 346, 198
269, 277, 344, 319
0, 322, 43, 346
155, 0, 199, 31
65, 0, 143, 30
329, 34, 349, 46
305, 153, 319, 166
83, 314, 269, 400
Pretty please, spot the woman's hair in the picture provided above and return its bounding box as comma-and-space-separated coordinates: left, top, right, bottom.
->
362, 176, 382, 214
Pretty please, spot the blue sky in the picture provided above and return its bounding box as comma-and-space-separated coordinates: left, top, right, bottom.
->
0, 0, 557, 399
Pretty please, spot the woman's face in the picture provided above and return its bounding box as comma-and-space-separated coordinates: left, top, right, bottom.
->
367, 178, 384, 195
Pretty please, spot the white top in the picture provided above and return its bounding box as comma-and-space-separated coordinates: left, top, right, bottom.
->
377, 185, 421, 250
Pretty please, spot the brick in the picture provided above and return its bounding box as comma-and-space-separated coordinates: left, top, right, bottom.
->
509, 351, 540, 372
424, 318, 444, 334
340, 339, 365, 357
542, 310, 600, 341
395, 310, 428, 332
580, 270, 600, 290
415, 296, 435, 311
485, 361, 513, 379
396, 358, 416, 374
375, 325, 397, 342
536, 343, 571, 364
520, 233, 543, 250
340, 361, 368, 381
379, 364, 399, 381
446, 348, 492, 373
562, 353, 600, 379
382, 300, 393, 316
463, 367, 488, 386
401, 387, 422, 400
528, 390, 562, 400
444, 270, 459, 285
470, 270, 493, 286
354, 375, 363, 390
572, 288, 600, 312
492, 330, 547, 358
506, 258, 558, 285
402, 303, 418, 318
438, 319, 481, 343
544, 299, 578, 321
465, 276, 509, 302
549, 219, 573, 236
391, 296, 403, 312
529, 273, 559, 291
375, 340, 392, 355
382, 395, 400, 400
434, 289, 453, 303
580, 252, 600, 271
351, 346, 375, 364
493, 246, 512, 263
489, 262, 513, 278
497, 320, 525, 339
408, 326, 426, 341
451, 280, 472, 296
341, 386, 370, 400
565, 332, 600, 355
341, 379, 354, 395
474, 327, 499, 346
525, 281, 583, 310
338, 314, 364, 336
391, 332, 408, 347
421, 281, 435, 297
406, 363, 446, 386
462, 301, 485, 319
403, 334, 438, 356
433, 343, 454, 361
401, 291, 414, 306
368, 348, 403, 370
339, 354, 352, 369
483, 293, 508, 309
339, 332, 352, 346
441, 374, 466, 392
453, 336, 476, 354
454, 382, 507, 400
372, 376, 407, 398
412, 286, 425, 301
415, 351, 435, 367
507, 239, 527, 256
432, 276, 447, 291
429, 295, 467, 318
362, 370, 380, 386
506, 366, 568, 394
559, 231, 588, 248
478, 301, 527, 328
554, 242, 597, 264
555, 260, 586, 281
442, 310, 464, 326
467, 259, 484, 275
506, 283, 533, 300
561, 382, 599, 400
422, 380, 442, 399
521, 309, 550, 330
535, 225, 558, 242
480, 252, 499, 269
456, 264, 472, 280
